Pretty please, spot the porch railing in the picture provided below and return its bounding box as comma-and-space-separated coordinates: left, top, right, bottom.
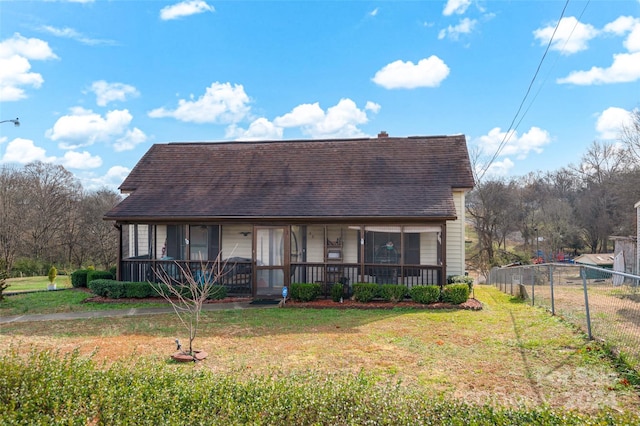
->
121, 258, 443, 297
120, 258, 253, 296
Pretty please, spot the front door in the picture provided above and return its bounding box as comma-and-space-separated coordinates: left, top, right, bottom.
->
254, 227, 288, 297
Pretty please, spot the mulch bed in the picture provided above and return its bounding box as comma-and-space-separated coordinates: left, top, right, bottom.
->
284, 298, 483, 310
80, 288, 482, 311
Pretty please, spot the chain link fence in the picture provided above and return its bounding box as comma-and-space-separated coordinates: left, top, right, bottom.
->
488, 263, 640, 370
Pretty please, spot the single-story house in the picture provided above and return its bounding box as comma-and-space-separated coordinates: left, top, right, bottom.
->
573, 253, 615, 269
104, 132, 475, 298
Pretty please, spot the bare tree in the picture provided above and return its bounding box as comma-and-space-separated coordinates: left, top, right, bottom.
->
80, 189, 121, 269
150, 256, 229, 360
0, 166, 26, 273
21, 162, 82, 264
620, 109, 640, 166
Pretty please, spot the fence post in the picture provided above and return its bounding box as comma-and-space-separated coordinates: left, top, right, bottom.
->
549, 265, 555, 316
530, 267, 535, 306
580, 266, 593, 340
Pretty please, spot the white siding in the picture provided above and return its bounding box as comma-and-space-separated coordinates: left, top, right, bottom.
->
420, 232, 438, 265
156, 225, 167, 259
306, 225, 325, 262
445, 190, 467, 277
221, 225, 252, 259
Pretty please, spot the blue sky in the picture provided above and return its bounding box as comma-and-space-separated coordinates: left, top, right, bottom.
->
1, 0, 639, 191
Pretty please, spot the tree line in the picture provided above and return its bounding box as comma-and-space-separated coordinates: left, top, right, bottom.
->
0, 161, 121, 276
468, 110, 640, 277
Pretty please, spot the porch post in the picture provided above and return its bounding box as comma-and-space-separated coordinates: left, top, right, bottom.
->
115, 223, 123, 281
441, 223, 447, 286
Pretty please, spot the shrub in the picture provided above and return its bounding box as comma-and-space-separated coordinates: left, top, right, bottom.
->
441, 283, 470, 304
87, 270, 114, 283
352, 283, 379, 303
11, 257, 46, 277
330, 282, 343, 302
71, 269, 90, 288
0, 267, 8, 301
448, 274, 474, 292
48, 265, 57, 284
124, 281, 157, 298
207, 285, 227, 300
379, 284, 407, 302
89, 280, 153, 299
409, 285, 441, 304
290, 283, 321, 302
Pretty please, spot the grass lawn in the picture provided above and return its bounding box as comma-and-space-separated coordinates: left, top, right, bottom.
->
4, 275, 72, 292
1, 285, 638, 414
0, 287, 167, 316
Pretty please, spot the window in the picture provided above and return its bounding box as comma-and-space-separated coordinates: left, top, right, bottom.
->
166, 225, 220, 260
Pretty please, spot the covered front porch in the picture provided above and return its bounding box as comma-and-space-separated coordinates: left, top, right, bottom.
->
117, 223, 446, 298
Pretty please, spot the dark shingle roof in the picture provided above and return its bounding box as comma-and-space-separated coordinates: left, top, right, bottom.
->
105, 135, 475, 221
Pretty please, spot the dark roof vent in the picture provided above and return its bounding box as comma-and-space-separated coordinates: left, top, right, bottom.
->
377, 131, 389, 138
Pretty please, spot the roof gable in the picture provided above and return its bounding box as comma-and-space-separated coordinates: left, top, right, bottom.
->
105, 135, 475, 221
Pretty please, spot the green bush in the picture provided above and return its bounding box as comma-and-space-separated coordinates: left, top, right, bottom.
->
379, 284, 407, 302
3, 349, 636, 425
441, 283, 470, 305
11, 257, 46, 277
409, 285, 441, 304
0, 267, 8, 301
330, 282, 344, 302
290, 283, 321, 302
71, 269, 90, 288
352, 283, 379, 303
87, 270, 114, 283
207, 285, 228, 300
124, 281, 157, 298
448, 274, 474, 292
47, 265, 57, 284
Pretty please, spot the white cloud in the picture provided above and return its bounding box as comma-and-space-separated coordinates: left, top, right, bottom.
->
365, 101, 381, 114
0, 33, 58, 101
79, 165, 130, 192
226, 118, 284, 141
91, 80, 140, 106
596, 107, 634, 140
477, 158, 515, 178
113, 128, 148, 152
438, 18, 477, 41
475, 126, 551, 160
46, 107, 145, 151
148, 82, 251, 124
533, 16, 598, 55
38, 25, 114, 46
557, 51, 640, 84
274, 103, 325, 127
61, 150, 103, 169
372, 56, 450, 89
274, 98, 370, 139
603, 16, 640, 52
443, 0, 471, 16
160, 1, 215, 21
369, 8, 379, 17
1, 138, 55, 164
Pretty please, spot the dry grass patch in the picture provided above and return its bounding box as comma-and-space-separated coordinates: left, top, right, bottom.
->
1, 286, 638, 413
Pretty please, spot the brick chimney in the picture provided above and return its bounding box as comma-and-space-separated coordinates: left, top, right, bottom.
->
377, 131, 389, 138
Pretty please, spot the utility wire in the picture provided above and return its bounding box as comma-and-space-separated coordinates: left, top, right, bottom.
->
476, 0, 574, 184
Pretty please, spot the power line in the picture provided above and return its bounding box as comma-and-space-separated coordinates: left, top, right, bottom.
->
476, 0, 578, 184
